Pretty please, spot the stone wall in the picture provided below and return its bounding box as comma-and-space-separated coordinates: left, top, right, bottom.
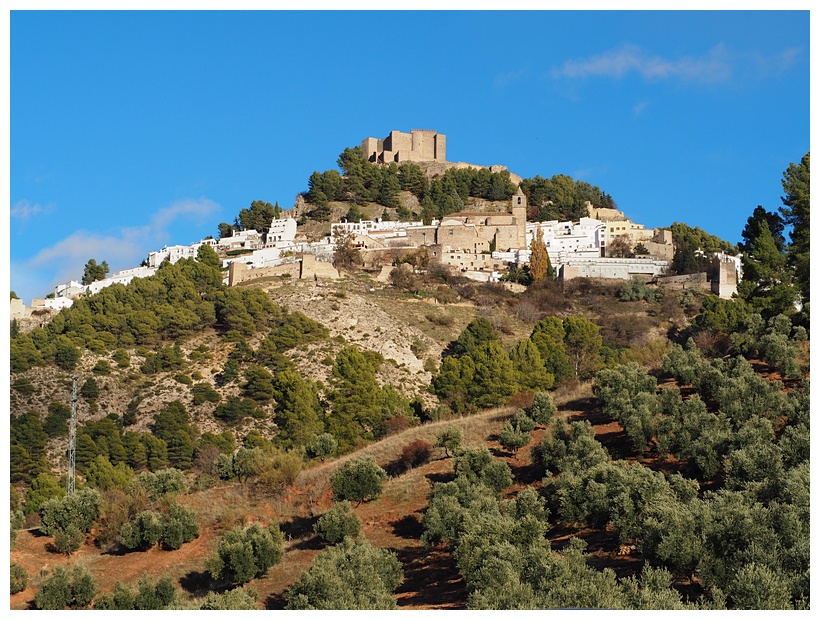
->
228, 254, 340, 286
10, 298, 25, 319
300, 254, 340, 280
656, 272, 710, 291
587, 204, 627, 221
559, 257, 668, 282
440, 251, 507, 273
437, 225, 491, 253
644, 240, 674, 261
228, 260, 300, 286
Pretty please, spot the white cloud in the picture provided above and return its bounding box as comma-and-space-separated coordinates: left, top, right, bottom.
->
633, 101, 648, 117
150, 197, 221, 238
11, 199, 50, 220
552, 43, 733, 84
748, 46, 804, 77
11, 196, 223, 303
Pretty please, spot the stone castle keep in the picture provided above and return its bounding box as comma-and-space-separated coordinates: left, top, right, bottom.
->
362, 129, 447, 164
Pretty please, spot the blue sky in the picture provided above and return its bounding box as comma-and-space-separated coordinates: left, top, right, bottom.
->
7, 8, 811, 303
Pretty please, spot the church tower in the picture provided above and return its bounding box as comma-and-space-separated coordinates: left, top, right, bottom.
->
512, 186, 528, 248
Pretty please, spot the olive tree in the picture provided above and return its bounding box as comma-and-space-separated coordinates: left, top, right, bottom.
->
206, 523, 284, 585
314, 500, 361, 544
10, 562, 28, 594
433, 425, 463, 458
286, 537, 403, 609
305, 433, 337, 461
34, 565, 97, 610
331, 457, 387, 506
39, 487, 101, 536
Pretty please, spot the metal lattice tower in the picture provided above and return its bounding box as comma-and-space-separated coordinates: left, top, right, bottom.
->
67, 374, 79, 495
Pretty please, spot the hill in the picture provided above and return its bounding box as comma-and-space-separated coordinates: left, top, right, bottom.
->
8, 150, 811, 610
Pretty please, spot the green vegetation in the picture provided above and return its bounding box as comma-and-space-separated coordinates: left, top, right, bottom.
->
119, 502, 199, 551
433, 425, 463, 458
520, 173, 615, 221
35, 565, 97, 610
8, 151, 810, 611
10, 562, 28, 594
331, 457, 387, 506
82, 258, 110, 285
198, 587, 258, 610
314, 500, 362, 544
93, 575, 178, 610
433, 315, 603, 412
206, 523, 284, 586
286, 537, 403, 609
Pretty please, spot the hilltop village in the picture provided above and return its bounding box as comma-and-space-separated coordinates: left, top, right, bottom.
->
11, 129, 742, 321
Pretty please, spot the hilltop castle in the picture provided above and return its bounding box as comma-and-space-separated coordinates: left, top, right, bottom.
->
362, 129, 447, 164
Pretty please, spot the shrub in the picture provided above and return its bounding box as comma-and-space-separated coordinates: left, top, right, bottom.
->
119, 502, 198, 551
214, 396, 262, 425
35, 565, 97, 610
617, 279, 661, 302
12, 377, 36, 395
511, 409, 536, 433
132, 468, 186, 499
207, 523, 284, 585
305, 433, 337, 461
94, 575, 177, 610
112, 349, 131, 368
24, 472, 64, 515
231, 447, 268, 482
331, 458, 387, 506
396, 439, 432, 473
454, 447, 513, 494
53, 524, 85, 554
192, 382, 221, 405
10, 562, 28, 594
162, 503, 199, 550
39, 487, 101, 536
498, 421, 531, 454
529, 391, 557, 426
120, 510, 165, 550
314, 500, 362, 544
92, 360, 112, 375
286, 537, 403, 610
80, 377, 101, 400
199, 587, 258, 610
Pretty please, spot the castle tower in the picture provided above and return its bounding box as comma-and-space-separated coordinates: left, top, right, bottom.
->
512, 186, 528, 248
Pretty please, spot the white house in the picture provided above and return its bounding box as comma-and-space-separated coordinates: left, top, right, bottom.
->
264, 217, 298, 245
84, 266, 159, 295
148, 243, 203, 267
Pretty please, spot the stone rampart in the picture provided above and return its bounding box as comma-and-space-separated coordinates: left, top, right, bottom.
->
656, 272, 710, 291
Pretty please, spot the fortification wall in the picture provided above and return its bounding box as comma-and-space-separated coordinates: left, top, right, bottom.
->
644, 240, 674, 261
229, 260, 300, 286
656, 272, 710, 291
560, 257, 668, 282
587, 205, 627, 221
300, 254, 340, 280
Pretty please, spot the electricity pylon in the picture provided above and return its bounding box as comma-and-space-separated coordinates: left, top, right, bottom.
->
67, 374, 79, 495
